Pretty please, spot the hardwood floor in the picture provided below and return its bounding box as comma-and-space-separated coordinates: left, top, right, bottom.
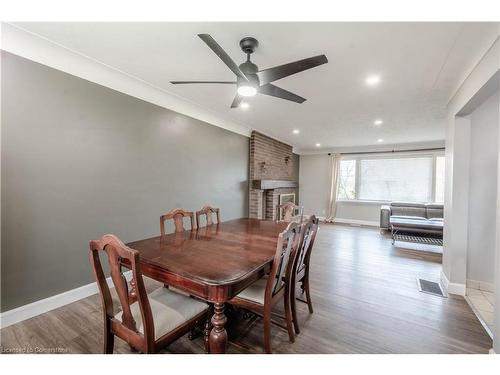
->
0, 223, 492, 354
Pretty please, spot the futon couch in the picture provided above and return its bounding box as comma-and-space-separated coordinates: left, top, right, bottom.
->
380, 202, 444, 243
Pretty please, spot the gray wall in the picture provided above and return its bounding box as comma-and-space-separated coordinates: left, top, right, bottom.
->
1, 51, 249, 311
467, 90, 499, 285
335, 201, 381, 223
299, 154, 330, 217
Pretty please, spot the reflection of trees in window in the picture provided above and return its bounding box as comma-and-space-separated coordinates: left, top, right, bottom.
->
338, 160, 356, 200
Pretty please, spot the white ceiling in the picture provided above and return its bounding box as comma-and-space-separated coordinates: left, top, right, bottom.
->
13, 22, 500, 152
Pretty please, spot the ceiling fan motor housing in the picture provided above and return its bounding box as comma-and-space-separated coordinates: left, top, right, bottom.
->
239, 61, 258, 74
238, 60, 260, 90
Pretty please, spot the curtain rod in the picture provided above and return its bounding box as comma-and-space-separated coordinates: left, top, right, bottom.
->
328, 147, 445, 156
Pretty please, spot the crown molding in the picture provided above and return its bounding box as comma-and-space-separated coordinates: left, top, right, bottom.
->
1, 23, 252, 138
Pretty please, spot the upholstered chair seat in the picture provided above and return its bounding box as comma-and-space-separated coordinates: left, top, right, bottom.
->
114, 287, 208, 340
235, 276, 268, 305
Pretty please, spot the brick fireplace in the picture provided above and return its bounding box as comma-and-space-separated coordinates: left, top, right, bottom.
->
249, 131, 298, 220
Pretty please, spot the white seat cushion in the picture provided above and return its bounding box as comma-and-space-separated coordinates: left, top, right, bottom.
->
236, 277, 269, 305
114, 287, 208, 339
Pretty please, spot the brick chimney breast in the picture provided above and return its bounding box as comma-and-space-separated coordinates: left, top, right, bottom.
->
249, 131, 298, 220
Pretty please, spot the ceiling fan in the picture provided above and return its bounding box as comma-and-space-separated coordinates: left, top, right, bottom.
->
171, 34, 328, 108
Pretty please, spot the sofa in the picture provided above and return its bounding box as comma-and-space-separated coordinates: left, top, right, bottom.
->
380, 202, 444, 243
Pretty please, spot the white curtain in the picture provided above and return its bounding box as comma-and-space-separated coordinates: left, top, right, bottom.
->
325, 153, 341, 223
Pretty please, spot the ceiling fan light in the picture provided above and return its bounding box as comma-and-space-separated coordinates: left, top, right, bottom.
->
237, 85, 257, 97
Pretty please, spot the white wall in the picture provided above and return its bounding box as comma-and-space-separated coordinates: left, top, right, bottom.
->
441, 28, 500, 353
443, 34, 500, 290
467, 91, 499, 286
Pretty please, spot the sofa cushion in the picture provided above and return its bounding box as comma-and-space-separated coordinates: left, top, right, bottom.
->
425, 203, 444, 219
390, 202, 426, 208
390, 215, 429, 221
390, 204, 426, 218
428, 217, 443, 222
390, 217, 443, 231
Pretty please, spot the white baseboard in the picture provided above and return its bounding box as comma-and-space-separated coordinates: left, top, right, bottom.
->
0, 271, 132, 329
466, 279, 480, 289
466, 279, 495, 293
332, 218, 379, 227
464, 295, 494, 339
440, 270, 466, 296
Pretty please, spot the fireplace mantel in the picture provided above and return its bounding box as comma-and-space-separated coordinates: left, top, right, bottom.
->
252, 179, 298, 190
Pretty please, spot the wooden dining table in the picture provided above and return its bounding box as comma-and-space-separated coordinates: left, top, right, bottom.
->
126, 218, 288, 354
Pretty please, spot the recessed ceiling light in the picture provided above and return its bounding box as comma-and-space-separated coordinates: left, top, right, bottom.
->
315, 143, 321, 147
377, 138, 384, 143
293, 129, 300, 135
365, 75, 381, 86
240, 102, 249, 110
374, 119, 383, 126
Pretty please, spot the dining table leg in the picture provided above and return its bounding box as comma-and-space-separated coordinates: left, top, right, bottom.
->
209, 302, 227, 354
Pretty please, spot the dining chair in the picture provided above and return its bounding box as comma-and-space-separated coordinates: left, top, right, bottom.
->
89, 234, 209, 353
290, 215, 319, 334
195, 206, 220, 227
276, 202, 303, 222
228, 221, 303, 353
160, 208, 196, 235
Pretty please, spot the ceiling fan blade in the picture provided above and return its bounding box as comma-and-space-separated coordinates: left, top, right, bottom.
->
170, 81, 237, 84
198, 34, 248, 82
258, 83, 306, 103
230, 94, 243, 108
257, 55, 328, 85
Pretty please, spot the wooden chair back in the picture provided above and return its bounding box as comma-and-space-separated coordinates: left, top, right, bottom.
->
89, 234, 154, 345
293, 215, 319, 279
276, 202, 303, 222
265, 221, 302, 302
196, 206, 220, 227
160, 208, 195, 235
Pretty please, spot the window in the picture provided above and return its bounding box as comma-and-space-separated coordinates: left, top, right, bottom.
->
337, 152, 445, 203
337, 159, 356, 199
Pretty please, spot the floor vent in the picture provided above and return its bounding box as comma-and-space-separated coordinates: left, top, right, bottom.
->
417, 278, 447, 298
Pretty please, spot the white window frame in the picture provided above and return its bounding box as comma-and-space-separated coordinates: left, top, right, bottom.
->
337, 150, 445, 203
433, 154, 446, 203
